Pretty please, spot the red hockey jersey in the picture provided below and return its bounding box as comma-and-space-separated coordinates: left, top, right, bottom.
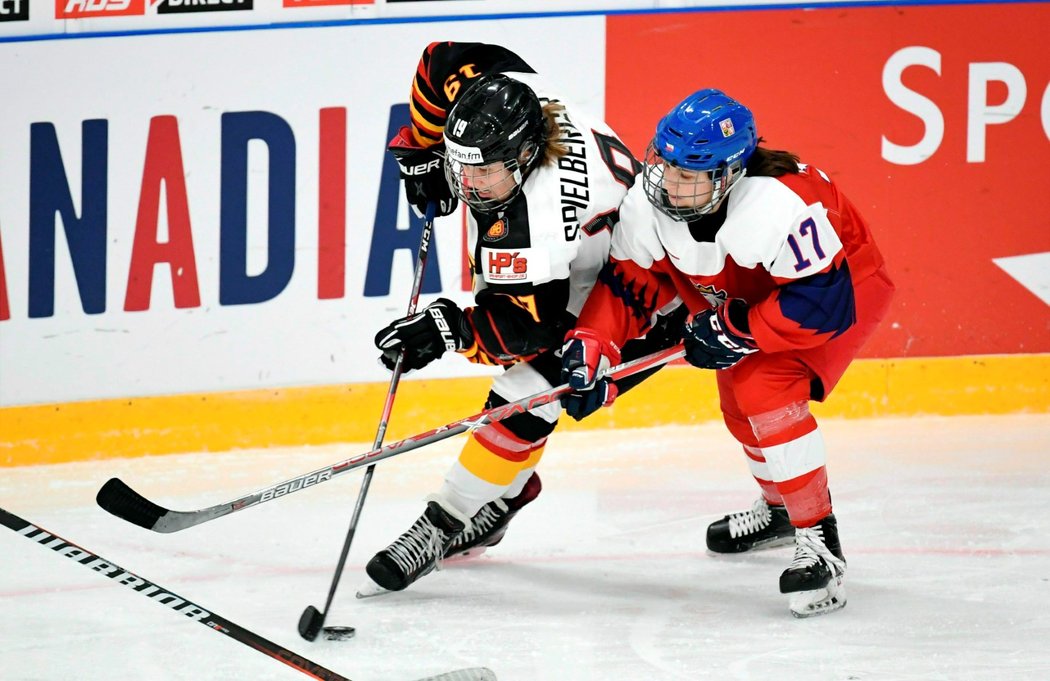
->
577, 163, 887, 354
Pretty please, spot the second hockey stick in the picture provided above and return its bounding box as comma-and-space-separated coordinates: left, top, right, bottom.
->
0, 506, 350, 681
96, 344, 685, 534
299, 202, 437, 642
2, 506, 497, 681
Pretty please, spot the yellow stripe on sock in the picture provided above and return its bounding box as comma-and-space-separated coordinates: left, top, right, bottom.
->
456, 434, 545, 487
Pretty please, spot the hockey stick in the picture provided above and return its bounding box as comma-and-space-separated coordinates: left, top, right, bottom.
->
0, 506, 351, 681
96, 344, 685, 534
3, 506, 496, 681
299, 202, 437, 642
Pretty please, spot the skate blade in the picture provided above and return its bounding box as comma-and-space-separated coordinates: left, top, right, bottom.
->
706, 535, 795, 555
443, 545, 489, 563
789, 577, 846, 618
750, 535, 796, 551
355, 578, 391, 599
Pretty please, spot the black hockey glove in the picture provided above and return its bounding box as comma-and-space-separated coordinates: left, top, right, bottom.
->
683, 298, 758, 370
388, 126, 458, 218
375, 298, 472, 372
560, 328, 622, 421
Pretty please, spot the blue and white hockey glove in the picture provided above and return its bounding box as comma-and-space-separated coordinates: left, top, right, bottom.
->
560, 328, 622, 421
683, 298, 758, 370
375, 298, 471, 372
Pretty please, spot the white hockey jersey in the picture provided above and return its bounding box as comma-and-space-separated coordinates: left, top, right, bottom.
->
402, 41, 640, 365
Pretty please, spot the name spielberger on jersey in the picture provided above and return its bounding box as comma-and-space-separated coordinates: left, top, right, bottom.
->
549, 101, 590, 242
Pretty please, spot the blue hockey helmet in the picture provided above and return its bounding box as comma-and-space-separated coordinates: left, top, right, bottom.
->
643, 89, 758, 220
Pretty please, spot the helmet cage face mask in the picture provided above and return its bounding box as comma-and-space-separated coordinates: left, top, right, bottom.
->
641, 88, 757, 222
441, 74, 545, 214
444, 139, 538, 214
643, 144, 747, 221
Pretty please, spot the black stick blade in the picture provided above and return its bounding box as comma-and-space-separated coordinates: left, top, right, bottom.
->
298, 605, 324, 642
96, 478, 169, 531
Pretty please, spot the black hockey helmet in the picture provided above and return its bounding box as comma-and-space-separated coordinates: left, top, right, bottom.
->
443, 74, 546, 213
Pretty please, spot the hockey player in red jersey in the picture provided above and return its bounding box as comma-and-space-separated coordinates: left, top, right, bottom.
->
365, 43, 679, 593
561, 89, 895, 617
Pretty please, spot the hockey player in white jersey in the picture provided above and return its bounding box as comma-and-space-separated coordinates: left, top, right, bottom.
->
365, 43, 679, 593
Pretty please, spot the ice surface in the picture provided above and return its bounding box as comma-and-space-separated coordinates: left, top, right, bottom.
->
2, 415, 1049, 681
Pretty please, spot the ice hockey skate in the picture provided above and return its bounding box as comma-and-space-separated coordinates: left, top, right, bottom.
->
358, 475, 542, 597
364, 498, 468, 593
779, 514, 846, 618
444, 472, 542, 560
706, 496, 795, 553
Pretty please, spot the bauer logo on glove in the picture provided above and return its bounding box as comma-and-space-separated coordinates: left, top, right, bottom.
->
375, 298, 472, 372
388, 125, 459, 218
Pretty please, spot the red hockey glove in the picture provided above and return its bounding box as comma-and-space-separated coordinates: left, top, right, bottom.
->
560, 328, 622, 421
388, 126, 458, 218
683, 298, 758, 370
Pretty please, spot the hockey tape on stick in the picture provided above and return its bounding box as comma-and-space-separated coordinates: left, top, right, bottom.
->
96, 344, 686, 533
0, 506, 351, 681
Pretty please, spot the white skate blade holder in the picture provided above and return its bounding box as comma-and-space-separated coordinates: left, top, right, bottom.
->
789, 575, 846, 618
355, 577, 391, 599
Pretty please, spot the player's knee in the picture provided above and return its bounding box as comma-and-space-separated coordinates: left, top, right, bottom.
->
746, 401, 817, 447
503, 410, 557, 444
484, 391, 558, 443
721, 410, 759, 447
